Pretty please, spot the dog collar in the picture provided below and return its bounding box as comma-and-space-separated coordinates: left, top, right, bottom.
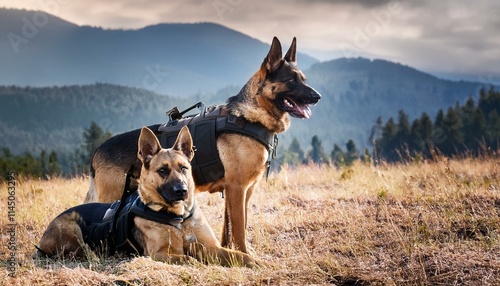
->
130, 196, 195, 229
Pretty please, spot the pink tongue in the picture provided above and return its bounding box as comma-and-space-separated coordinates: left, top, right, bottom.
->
296, 105, 311, 119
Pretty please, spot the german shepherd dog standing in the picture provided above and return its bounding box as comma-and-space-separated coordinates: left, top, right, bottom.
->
85, 37, 321, 253
34, 126, 257, 267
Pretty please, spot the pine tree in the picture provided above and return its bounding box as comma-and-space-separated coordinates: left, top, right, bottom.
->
77, 121, 113, 175
410, 119, 422, 153
331, 143, 346, 167
369, 116, 383, 146
309, 135, 328, 164
40, 149, 48, 176
397, 110, 411, 143
361, 148, 372, 165
463, 101, 487, 152
419, 112, 434, 156
48, 151, 61, 176
483, 87, 500, 147
478, 86, 499, 118
84, 121, 112, 156
462, 97, 476, 120
487, 109, 500, 147
288, 137, 305, 163
441, 107, 464, 155
378, 117, 398, 161
345, 139, 359, 165
433, 109, 447, 152
420, 113, 433, 140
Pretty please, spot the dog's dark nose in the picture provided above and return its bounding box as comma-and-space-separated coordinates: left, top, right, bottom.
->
311, 90, 321, 102
172, 183, 188, 197
306, 87, 321, 105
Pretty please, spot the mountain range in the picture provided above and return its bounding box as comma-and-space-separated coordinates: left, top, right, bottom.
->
0, 8, 492, 164
0, 8, 316, 96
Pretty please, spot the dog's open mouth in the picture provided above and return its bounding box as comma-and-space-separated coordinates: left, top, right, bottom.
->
162, 197, 185, 206
160, 192, 186, 205
282, 97, 312, 119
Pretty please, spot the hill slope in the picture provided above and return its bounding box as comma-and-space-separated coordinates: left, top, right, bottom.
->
0, 84, 191, 155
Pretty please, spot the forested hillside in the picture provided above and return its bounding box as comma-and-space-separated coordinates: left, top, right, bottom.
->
0, 84, 189, 155
281, 58, 487, 152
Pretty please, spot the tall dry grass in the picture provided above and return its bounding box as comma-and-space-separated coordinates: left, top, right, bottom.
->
1, 156, 499, 285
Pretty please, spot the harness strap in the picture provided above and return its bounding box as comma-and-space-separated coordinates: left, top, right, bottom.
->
217, 113, 278, 181
85, 173, 196, 255
217, 113, 276, 150
110, 192, 196, 254
129, 198, 195, 230
158, 104, 278, 184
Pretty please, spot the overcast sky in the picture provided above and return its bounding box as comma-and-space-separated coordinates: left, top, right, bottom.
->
3, 0, 499, 82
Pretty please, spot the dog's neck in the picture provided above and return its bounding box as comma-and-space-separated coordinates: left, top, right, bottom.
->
227, 79, 291, 134
137, 188, 191, 217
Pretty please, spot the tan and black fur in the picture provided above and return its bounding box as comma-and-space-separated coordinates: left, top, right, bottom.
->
85, 37, 321, 253
34, 126, 256, 267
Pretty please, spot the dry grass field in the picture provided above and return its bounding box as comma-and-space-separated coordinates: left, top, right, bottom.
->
1, 156, 499, 285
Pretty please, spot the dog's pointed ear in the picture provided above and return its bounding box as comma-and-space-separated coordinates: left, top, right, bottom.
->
284, 37, 297, 63
138, 127, 162, 167
173, 126, 194, 161
261, 36, 283, 75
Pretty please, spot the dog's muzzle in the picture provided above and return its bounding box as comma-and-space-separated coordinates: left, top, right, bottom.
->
159, 182, 188, 203
300, 88, 321, 105
280, 86, 321, 119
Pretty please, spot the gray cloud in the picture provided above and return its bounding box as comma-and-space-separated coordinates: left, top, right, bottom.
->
286, 0, 395, 8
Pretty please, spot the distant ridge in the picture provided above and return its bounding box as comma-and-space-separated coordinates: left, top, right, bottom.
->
0, 8, 317, 96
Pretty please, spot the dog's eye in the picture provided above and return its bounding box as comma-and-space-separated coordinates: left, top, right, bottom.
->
180, 165, 189, 174
157, 168, 169, 176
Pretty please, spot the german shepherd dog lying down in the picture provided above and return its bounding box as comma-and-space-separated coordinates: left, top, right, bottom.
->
34, 126, 257, 267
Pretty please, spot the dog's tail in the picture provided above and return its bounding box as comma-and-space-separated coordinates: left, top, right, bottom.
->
84, 165, 97, 203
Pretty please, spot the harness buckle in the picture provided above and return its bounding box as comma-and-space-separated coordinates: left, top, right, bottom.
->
166, 102, 206, 122
227, 114, 245, 128
166, 106, 182, 121
272, 135, 279, 159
